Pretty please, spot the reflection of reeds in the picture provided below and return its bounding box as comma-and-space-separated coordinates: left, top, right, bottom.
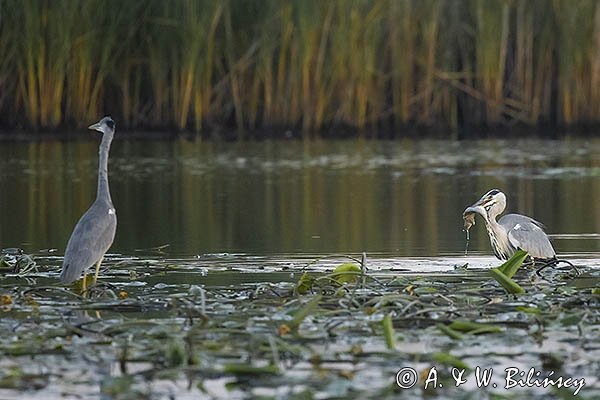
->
1, 0, 599, 135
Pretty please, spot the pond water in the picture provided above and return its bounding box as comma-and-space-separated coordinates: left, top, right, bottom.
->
0, 138, 599, 257
0, 137, 599, 399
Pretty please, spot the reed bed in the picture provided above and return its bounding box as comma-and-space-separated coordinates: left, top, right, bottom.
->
0, 0, 599, 136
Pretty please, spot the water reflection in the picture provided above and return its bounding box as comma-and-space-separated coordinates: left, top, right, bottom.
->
0, 138, 598, 256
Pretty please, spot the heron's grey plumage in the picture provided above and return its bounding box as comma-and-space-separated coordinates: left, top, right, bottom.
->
500, 214, 555, 259
60, 116, 117, 284
464, 189, 555, 260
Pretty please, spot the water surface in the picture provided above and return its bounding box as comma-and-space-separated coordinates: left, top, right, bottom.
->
0, 137, 599, 399
0, 138, 598, 259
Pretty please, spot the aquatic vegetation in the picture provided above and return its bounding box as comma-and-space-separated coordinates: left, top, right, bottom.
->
0, 249, 37, 276
497, 250, 529, 278
0, 0, 599, 135
0, 251, 598, 398
489, 267, 526, 294
489, 250, 529, 294
382, 313, 396, 350
331, 262, 362, 284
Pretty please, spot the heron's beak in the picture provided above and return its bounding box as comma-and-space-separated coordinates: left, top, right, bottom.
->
464, 199, 490, 223
88, 122, 102, 132
464, 194, 495, 226
463, 205, 485, 216
463, 205, 487, 228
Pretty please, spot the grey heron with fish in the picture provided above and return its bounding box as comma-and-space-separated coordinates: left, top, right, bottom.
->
463, 189, 575, 273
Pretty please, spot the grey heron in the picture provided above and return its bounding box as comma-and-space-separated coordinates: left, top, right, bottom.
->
463, 189, 556, 261
60, 116, 117, 291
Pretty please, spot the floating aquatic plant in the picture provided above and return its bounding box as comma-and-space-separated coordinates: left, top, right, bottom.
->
0, 251, 597, 398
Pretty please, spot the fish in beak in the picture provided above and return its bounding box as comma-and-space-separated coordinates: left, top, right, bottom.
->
463, 190, 499, 230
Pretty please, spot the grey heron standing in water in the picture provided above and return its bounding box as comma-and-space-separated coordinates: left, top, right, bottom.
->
60, 116, 117, 291
463, 189, 556, 261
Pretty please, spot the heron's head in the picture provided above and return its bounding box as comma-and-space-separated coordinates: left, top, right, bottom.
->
88, 116, 115, 135
464, 189, 507, 221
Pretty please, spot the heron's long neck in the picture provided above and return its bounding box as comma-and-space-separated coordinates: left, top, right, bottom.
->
484, 212, 510, 259
485, 215, 504, 237
97, 132, 113, 204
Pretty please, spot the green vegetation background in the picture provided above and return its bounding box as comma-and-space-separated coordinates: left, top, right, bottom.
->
0, 0, 599, 137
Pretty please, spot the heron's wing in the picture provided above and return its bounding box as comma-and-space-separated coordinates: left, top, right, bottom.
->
500, 214, 555, 259
61, 202, 117, 284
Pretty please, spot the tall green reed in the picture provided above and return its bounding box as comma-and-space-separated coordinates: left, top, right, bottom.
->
1, 0, 599, 135
0, 1, 17, 116
67, 1, 139, 127
145, 0, 223, 131
552, 0, 598, 124
15, 0, 75, 128
472, 0, 510, 124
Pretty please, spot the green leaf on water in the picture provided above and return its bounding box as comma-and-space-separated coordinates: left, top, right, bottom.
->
296, 272, 315, 295
290, 295, 322, 330
559, 313, 584, 326
448, 320, 502, 334
223, 364, 279, 376
164, 340, 186, 367
432, 352, 469, 370
592, 288, 600, 297
331, 263, 361, 284
0, 256, 11, 270
382, 314, 396, 350
436, 323, 464, 340
515, 306, 541, 314
100, 376, 135, 397
414, 286, 438, 294
489, 268, 525, 294
497, 250, 528, 278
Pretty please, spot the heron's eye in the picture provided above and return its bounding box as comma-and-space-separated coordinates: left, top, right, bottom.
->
106, 120, 114, 129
